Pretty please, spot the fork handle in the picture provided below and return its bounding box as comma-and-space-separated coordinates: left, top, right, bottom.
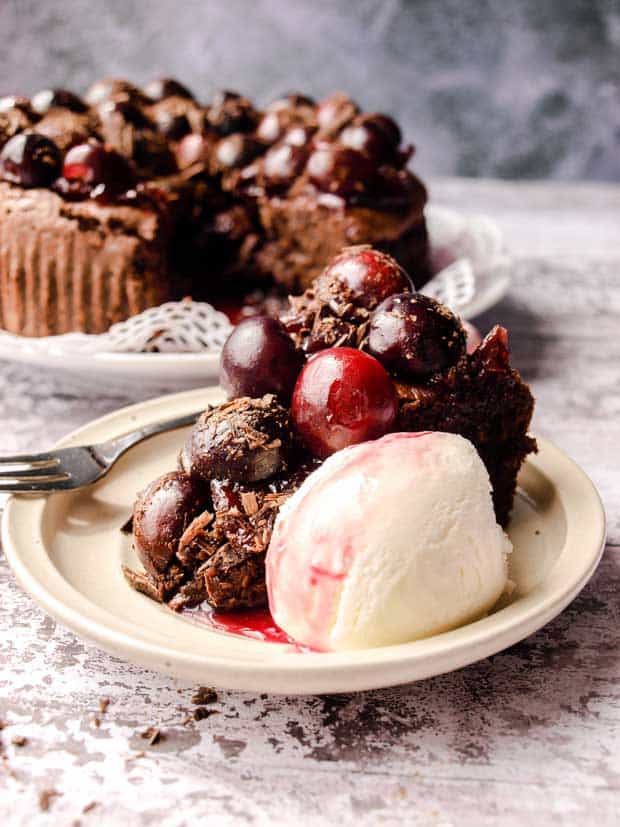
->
93, 409, 204, 465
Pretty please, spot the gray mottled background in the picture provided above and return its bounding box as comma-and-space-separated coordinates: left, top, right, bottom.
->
1, 0, 619, 181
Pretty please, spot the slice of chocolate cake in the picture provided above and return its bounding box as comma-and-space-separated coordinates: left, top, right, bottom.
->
124, 246, 535, 614
0, 80, 430, 336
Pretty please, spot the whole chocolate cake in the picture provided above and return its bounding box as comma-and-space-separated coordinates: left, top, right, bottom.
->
124, 246, 536, 614
0, 80, 429, 336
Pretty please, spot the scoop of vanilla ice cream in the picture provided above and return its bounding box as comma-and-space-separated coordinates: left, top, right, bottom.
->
266, 431, 511, 651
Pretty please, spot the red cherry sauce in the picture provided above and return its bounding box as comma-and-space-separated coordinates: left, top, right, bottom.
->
184, 605, 312, 651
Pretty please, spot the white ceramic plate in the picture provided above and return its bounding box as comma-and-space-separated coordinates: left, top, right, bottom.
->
0, 206, 510, 394
2, 388, 605, 695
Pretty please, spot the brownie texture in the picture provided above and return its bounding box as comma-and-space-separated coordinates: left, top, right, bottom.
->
0, 181, 170, 335
0, 80, 430, 335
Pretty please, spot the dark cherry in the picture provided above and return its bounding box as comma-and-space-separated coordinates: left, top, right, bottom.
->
133, 471, 207, 577
262, 143, 307, 186
0, 132, 61, 187
97, 98, 152, 128
143, 77, 195, 102
0, 95, 36, 117
291, 347, 398, 458
85, 77, 149, 107
155, 110, 191, 140
316, 92, 359, 132
31, 88, 87, 115
358, 113, 402, 149
339, 122, 395, 164
368, 292, 466, 379
267, 93, 315, 111
283, 125, 316, 147
211, 90, 243, 107
215, 134, 263, 169
62, 142, 137, 200
317, 246, 412, 309
306, 143, 376, 197
175, 132, 212, 168
256, 111, 285, 144
220, 316, 304, 402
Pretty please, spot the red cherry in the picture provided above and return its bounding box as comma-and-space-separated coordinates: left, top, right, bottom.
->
317, 246, 412, 309
306, 143, 375, 198
62, 142, 137, 200
291, 347, 398, 458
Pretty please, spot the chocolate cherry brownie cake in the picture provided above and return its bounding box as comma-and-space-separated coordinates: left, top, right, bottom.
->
0, 79, 428, 336
124, 246, 536, 613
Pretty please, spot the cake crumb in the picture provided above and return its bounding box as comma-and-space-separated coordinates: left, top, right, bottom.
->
82, 801, 98, 814
193, 706, 219, 721
141, 726, 163, 746
11, 735, 27, 747
99, 697, 110, 714
39, 788, 61, 811
192, 687, 218, 705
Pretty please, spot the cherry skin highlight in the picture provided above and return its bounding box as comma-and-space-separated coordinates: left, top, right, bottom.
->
220, 316, 304, 402
291, 347, 398, 458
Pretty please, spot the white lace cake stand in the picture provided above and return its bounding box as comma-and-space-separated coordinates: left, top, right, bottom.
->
0, 205, 511, 393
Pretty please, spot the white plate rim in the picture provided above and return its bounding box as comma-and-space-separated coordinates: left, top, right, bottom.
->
1, 388, 606, 694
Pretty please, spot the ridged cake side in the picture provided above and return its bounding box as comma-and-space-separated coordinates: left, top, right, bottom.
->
0, 182, 171, 336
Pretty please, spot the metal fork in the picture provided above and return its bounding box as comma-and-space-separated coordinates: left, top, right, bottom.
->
0, 410, 204, 493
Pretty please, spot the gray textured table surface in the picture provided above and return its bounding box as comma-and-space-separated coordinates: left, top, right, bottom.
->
0, 178, 618, 826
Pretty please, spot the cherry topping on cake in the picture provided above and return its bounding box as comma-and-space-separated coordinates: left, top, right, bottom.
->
283, 125, 316, 147
358, 113, 402, 149
368, 293, 466, 379
316, 92, 359, 133
183, 395, 291, 483
215, 134, 263, 169
291, 347, 398, 458
318, 245, 412, 309
85, 77, 149, 107
339, 121, 396, 164
133, 471, 208, 577
262, 143, 308, 187
0, 132, 61, 187
155, 110, 192, 141
175, 132, 212, 168
220, 316, 304, 403
61, 142, 137, 200
97, 98, 153, 128
306, 143, 375, 197
143, 77, 195, 101
31, 88, 88, 116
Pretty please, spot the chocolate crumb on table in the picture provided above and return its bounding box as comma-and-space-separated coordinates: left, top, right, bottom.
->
39, 788, 61, 811
191, 687, 218, 705
11, 735, 27, 747
140, 726, 163, 746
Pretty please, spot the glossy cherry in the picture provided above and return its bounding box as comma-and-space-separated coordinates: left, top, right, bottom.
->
262, 143, 307, 186
306, 143, 375, 197
368, 293, 466, 378
358, 114, 402, 149
31, 88, 88, 115
133, 471, 208, 577
339, 122, 395, 164
317, 246, 412, 309
220, 316, 304, 402
0, 132, 61, 187
61, 142, 137, 199
215, 134, 263, 169
97, 98, 152, 128
155, 110, 192, 140
144, 77, 194, 101
291, 347, 398, 458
